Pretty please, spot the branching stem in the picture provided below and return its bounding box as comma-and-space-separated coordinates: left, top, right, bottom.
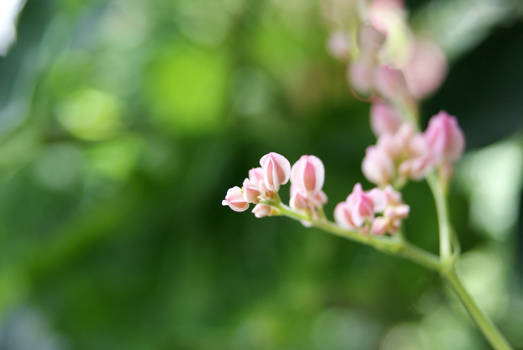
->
261, 197, 513, 350
267, 201, 441, 271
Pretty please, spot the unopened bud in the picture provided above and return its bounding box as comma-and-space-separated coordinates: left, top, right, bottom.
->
424, 111, 465, 165
358, 24, 386, 55
348, 59, 375, 94
370, 101, 403, 136
252, 204, 272, 218
327, 30, 351, 61
404, 39, 447, 99
242, 178, 261, 204
222, 186, 249, 212
374, 65, 410, 102
260, 152, 291, 192
291, 155, 325, 194
362, 145, 395, 186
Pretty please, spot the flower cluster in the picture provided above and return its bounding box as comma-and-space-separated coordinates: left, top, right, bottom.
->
334, 183, 408, 235
222, 152, 290, 217
324, 0, 449, 156
222, 152, 327, 220
324, 0, 447, 101
222, 149, 413, 236
223, 1, 466, 240
363, 111, 465, 186
218, 4, 509, 345
289, 155, 328, 221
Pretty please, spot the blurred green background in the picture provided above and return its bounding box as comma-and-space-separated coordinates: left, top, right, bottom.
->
0, 0, 522, 349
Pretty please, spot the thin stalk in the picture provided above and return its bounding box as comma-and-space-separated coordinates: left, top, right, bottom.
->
268, 199, 513, 349
427, 173, 452, 261
427, 173, 512, 349
443, 268, 512, 350
270, 202, 441, 272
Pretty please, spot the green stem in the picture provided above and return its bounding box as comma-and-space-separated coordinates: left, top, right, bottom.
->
427, 173, 512, 349
270, 201, 441, 272
443, 268, 512, 350
267, 199, 513, 349
427, 173, 452, 261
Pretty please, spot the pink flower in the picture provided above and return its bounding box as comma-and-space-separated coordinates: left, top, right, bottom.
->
384, 205, 409, 219
345, 183, 375, 226
374, 65, 410, 102
289, 156, 328, 222
246, 167, 271, 197
334, 183, 377, 229
314, 190, 328, 206
358, 24, 386, 56
334, 202, 357, 229
334, 183, 409, 235
242, 178, 261, 204
369, 185, 409, 235
260, 152, 291, 192
252, 204, 272, 218
248, 167, 264, 185
363, 123, 433, 184
376, 133, 401, 158
424, 111, 465, 165
348, 59, 375, 94
367, 187, 387, 212
222, 186, 249, 212
369, 0, 405, 34
362, 145, 395, 186
404, 39, 447, 99
398, 152, 432, 180
371, 217, 390, 235
370, 101, 403, 136
291, 155, 325, 194
327, 30, 351, 61
290, 188, 309, 210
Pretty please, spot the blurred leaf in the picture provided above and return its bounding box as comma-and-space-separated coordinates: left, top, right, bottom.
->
145, 42, 229, 134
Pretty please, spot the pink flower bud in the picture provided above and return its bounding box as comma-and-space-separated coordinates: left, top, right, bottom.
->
335, 183, 379, 229
247, 167, 270, 196
260, 152, 291, 192
376, 133, 401, 158
404, 39, 447, 99
327, 30, 351, 61
345, 183, 375, 226
370, 185, 409, 234
362, 145, 395, 186
367, 187, 386, 212
369, 0, 405, 34
384, 123, 416, 157
348, 59, 375, 94
358, 24, 386, 55
424, 111, 465, 165
290, 188, 309, 210
382, 185, 402, 205
291, 155, 325, 194
374, 65, 410, 102
222, 186, 249, 212
335, 184, 405, 233
252, 204, 272, 218
370, 101, 403, 136
399, 153, 432, 180
371, 216, 401, 235
371, 216, 390, 235
314, 190, 328, 206
385, 204, 409, 219
248, 167, 264, 185
388, 219, 401, 234
334, 202, 356, 229
242, 178, 261, 204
